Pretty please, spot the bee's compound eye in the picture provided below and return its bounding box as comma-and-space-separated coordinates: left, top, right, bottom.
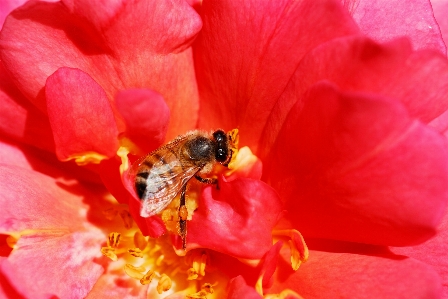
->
215, 147, 228, 162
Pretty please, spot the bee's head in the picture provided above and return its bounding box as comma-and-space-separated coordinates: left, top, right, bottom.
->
213, 129, 231, 166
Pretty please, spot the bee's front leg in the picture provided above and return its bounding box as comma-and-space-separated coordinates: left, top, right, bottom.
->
178, 184, 188, 250
194, 174, 219, 190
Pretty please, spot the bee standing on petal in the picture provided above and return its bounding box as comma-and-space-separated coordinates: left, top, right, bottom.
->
128, 129, 239, 249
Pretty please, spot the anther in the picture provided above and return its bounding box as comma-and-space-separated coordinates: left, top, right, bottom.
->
108, 232, 121, 247
101, 247, 118, 261
102, 208, 118, 220
156, 274, 172, 294
186, 283, 215, 299
140, 270, 156, 285
124, 264, 146, 280
128, 248, 144, 258
133, 231, 148, 250
119, 210, 134, 229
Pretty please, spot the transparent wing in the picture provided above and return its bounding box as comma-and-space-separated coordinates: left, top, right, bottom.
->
131, 137, 200, 218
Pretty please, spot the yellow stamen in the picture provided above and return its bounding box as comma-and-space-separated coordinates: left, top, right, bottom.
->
101, 247, 118, 261
226, 146, 260, 174
124, 264, 145, 280
108, 232, 121, 247
186, 250, 208, 280
117, 146, 130, 175
273, 229, 309, 270
65, 151, 108, 166
157, 274, 172, 294
140, 269, 156, 285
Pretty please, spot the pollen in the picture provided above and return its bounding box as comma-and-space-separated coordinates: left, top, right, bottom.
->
179, 205, 189, 221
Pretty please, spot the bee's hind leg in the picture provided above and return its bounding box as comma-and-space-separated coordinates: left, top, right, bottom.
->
194, 175, 220, 190
178, 184, 188, 250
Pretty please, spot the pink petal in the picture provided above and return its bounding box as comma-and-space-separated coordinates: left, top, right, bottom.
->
187, 177, 282, 259
115, 89, 170, 154
0, 165, 93, 231
0, 62, 55, 152
227, 276, 263, 299
267, 250, 442, 298
0, 0, 200, 138
0, 257, 25, 299
391, 208, 448, 298
345, 0, 446, 54
265, 82, 448, 246
45, 67, 119, 161
1, 231, 104, 299
261, 36, 448, 156
431, 0, 448, 47
195, 0, 359, 154
0, 0, 26, 29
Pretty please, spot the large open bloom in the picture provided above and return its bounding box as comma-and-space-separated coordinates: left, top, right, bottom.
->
1, 0, 448, 298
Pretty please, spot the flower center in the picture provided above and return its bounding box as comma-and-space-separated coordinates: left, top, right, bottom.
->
100, 204, 226, 297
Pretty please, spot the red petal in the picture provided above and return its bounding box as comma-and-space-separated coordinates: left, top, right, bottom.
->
46, 67, 119, 161
0, 63, 55, 152
260, 241, 283, 289
391, 208, 448, 298
261, 37, 448, 156
0, 0, 200, 138
266, 82, 448, 246
187, 178, 282, 259
115, 89, 169, 154
0, 139, 101, 184
195, 0, 358, 154
267, 250, 442, 298
346, 0, 446, 54
226, 276, 263, 299
1, 231, 104, 299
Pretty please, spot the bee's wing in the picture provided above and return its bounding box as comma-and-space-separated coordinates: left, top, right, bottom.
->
132, 138, 200, 218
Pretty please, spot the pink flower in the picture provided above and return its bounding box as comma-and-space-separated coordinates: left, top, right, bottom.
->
1, 0, 448, 298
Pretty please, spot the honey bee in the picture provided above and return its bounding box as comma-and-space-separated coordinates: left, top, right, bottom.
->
129, 129, 239, 249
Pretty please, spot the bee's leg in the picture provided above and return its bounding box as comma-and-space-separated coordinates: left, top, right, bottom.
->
178, 184, 188, 250
194, 175, 219, 190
